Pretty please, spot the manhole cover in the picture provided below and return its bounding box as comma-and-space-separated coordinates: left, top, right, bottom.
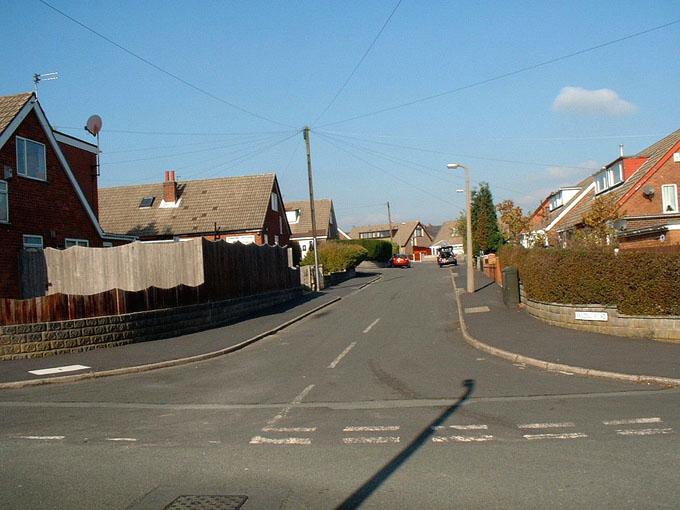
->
164, 495, 247, 509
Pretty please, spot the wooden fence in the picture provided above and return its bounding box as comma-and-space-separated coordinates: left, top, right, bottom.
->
1, 239, 299, 326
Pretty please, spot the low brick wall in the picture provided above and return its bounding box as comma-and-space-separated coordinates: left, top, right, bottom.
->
0, 288, 303, 360
519, 286, 680, 343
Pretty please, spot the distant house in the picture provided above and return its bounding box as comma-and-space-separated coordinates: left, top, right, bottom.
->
99, 172, 291, 246
285, 199, 339, 254
350, 220, 433, 260
429, 220, 464, 255
0, 92, 132, 298
552, 129, 680, 249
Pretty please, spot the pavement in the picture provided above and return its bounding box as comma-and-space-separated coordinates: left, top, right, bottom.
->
455, 267, 680, 385
0, 271, 380, 387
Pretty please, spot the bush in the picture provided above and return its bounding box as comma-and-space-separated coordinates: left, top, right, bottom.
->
499, 244, 680, 315
301, 242, 368, 274
336, 239, 393, 262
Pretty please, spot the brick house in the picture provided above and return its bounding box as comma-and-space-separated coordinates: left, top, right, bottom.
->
0, 92, 132, 298
285, 199, 339, 255
349, 220, 433, 260
99, 172, 292, 246
429, 220, 464, 255
552, 129, 680, 248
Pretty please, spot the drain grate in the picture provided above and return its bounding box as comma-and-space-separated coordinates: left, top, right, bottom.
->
164, 495, 248, 510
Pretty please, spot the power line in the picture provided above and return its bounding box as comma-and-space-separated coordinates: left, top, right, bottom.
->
53, 126, 297, 137
318, 18, 680, 128
313, 0, 403, 124
38, 0, 296, 129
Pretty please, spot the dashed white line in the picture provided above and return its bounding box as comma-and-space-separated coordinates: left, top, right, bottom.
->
603, 417, 662, 426
262, 426, 317, 433
431, 424, 488, 431
105, 437, 137, 442
327, 342, 357, 369
518, 422, 576, 429
343, 425, 400, 432
342, 436, 400, 444
615, 428, 673, 436
523, 432, 588, 440
28, 364, 90, 376
249, 436, 311, 445
362, 318, 381, 334
264, 384, 315, 428
432, 435, 494, 443
16, 435, 65, 440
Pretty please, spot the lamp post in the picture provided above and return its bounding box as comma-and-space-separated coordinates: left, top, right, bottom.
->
447, 163, 474, 293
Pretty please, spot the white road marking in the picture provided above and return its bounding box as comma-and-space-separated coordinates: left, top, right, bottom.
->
249, 436, 311, 445
343, 425, 400, 432
615, 428, 673, 436
16, 435, 64, 440
28, 364, 90, 376
464, 306, 491, 314
603, 417, 662, 426
523, 432, 588, 440
105, 437, 137, 442
342, 436, 400, 444
432, 424, 489, 431
265, 384, 315, 428
262, 426, 317, 433
362, 318, 381, 334
327, 342, 357, 369
432, 435, 494, 443
518, 422, 576, 429
208, 440, 221, 444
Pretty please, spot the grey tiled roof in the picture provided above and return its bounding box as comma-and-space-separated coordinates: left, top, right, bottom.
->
431, 220, 464, 245
285, 199, 334, 238
99, 173, 278, 237
350, 220, 432, 247
0, 92, 33, 137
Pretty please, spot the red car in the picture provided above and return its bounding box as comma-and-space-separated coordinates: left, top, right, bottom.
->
390, 253, 411, 268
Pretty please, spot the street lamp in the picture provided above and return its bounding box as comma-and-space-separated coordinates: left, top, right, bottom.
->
447, 163, 475, 293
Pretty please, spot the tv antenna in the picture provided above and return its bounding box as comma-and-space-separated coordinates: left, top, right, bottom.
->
33, 72, 59, 98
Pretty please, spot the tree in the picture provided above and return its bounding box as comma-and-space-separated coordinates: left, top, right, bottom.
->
576, 194, 623, 247
455, 211, 467, 252
471, 182, 502, 254
496, 199, 530, 245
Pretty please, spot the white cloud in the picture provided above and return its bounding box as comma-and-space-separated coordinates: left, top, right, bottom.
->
545, 159, 599, 182
552, 86, 637, 116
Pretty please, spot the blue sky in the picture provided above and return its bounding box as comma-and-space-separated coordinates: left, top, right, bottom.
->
4, 1, 679, 229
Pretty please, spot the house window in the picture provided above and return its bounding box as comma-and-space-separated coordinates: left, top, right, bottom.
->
0, 181, 8, 223
549, 192, 563, 211
274, 235, 280, 245
302, 244, 307, 251
662, 184, 678, 213
103, 242, 113, 248
271, 192, 279, 212
65, 238, 90, 248
610, 163, 623, 186
16, 136, 47, 181
263, 233, 269, 245
286, 209, 300, 224
23, 234, 44, 250
414, 227, 423, 237
595, 170, 609, 193
595, 163, 624, 194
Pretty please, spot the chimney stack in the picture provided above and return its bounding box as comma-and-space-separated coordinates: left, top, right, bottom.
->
163, 169, 177, 204
619, 144, 624, 157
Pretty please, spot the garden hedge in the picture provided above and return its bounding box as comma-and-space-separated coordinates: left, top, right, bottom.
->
336, 239, 393, 262
499, 245, 680, 316
301, 242, 368, 274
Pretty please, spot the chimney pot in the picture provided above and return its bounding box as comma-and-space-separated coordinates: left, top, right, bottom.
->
163, 169, 178, 203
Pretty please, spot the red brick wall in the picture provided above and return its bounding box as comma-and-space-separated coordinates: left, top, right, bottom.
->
619, 230, 680, 250
262, 185, 291, 246
0, 110, 103, 298
58, 142, 99, 216
622, 156, 680, 216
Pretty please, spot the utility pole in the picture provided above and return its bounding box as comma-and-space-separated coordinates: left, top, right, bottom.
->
386, 201, 394, 250
303, 127, 321, 292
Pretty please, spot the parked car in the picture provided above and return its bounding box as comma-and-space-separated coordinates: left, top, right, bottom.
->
390, 253, 411, 268
437, 246, 458, 267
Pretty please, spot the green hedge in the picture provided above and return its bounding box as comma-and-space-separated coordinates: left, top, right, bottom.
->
499, 245, 680, 315
336, 239, 393, 262
301, 242, 368, 274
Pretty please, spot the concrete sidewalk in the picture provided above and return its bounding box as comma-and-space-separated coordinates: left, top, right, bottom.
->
0, 272, 380, 388
453, 268, 680, 384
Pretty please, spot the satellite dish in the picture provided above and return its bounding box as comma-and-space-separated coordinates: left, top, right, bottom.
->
642, 185, 655, 198
613, 219, 627, 231
85, 115, 103, 136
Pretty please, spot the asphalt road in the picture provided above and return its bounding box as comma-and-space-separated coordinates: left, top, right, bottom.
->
1, 264, 679, 509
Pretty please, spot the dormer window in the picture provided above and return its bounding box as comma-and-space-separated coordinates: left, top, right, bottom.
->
139, 196, 155, 208
549, 192, 563, 211
286, 209, 300, 224
595, 162, 624, 193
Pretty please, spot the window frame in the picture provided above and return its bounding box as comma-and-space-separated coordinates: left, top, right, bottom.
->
661, 184, 678, 214
64, 238, 90, 248
23, 234, 44, 250
271, 192, 279, 212
16, 136, 47, 182
0, 180, 8, 224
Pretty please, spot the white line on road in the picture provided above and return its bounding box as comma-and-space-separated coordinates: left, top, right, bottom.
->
603, 417, 662, 426
432, 435, 494, 443
464, 306, 490, 314
249, 436, 311, 445
28, 365, 91, 376
343, 425, 400, 432
431, 424, 489, 431
518, 422, 576, 429
363, 318, 381, 334
262, 426, 317, 433
615, 428, 673, 436
342, 436, 400, 444
265, 384, 315, 428
523, 432, 588, 440
328, 342, 357, 369
16, 435, 65, 440
105, 437, 137, 442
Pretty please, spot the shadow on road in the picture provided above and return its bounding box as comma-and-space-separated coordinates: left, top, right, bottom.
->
335, 379, 476, 510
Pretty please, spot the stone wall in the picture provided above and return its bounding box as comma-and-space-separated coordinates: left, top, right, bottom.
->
0, 288, 302, 360
519, 285, 680, 342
